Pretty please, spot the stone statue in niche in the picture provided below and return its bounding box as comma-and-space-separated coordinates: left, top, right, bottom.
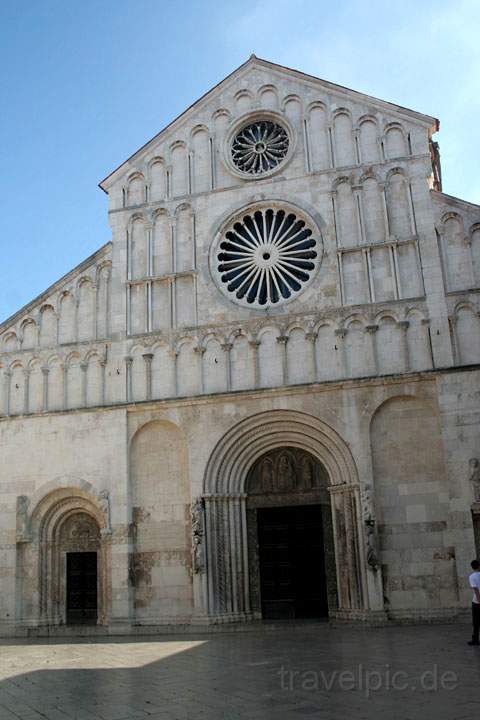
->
365, 518, 379, 571
16, 495, 30, 542
260, 459, 274, 492
191, 497, 205, 574
98, 489, 112, 534
360, 483, 375, 522
277, 453, 296, 492
360, 483, 379, 571
301, 456, 315, 490
468, 458, 480, 503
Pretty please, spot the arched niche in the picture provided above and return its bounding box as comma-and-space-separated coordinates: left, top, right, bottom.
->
127, 174, 145, 206
362, 176, 385, 244
192, 128, 210, 194
21, 320, 38, 349
333, 112, 355, 167
335, 180, 360, 246
150, 159, 166, 201
308, 104, 329, 171
171, 143, 188, 197
359, 118, 380, 163
28, 359, 44, 413
58, 292, 76, 344
385, 125, 407, 159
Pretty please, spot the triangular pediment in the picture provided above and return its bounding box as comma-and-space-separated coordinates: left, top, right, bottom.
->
99, 55, 438, 192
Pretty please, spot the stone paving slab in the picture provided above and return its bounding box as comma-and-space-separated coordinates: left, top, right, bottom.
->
0, 623, 479, 719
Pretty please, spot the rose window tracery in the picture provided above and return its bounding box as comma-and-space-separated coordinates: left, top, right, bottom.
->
213, 205, 321, 308
231, 120, 289, 175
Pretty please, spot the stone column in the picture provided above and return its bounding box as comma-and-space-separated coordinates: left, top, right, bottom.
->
41, 366, 49, 412
398, 320, 410, 372
222, 343, 233, 391
203, 493, 251, 622
306, 331, 318, 382
194, 346, 206, 394
125, 356, 133, 403
24, 368, 31, 414
80, 361, 88, 407
334, 328, 347, 379
100, 359, 107, 405
276, 335, 288, 385
3, 369, 11, 416
142, 353, 154, 401
365, 324, 378, 375
249, 340, 260, 389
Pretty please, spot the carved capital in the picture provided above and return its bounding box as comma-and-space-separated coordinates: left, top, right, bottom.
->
365, 324, 378, 334
276, 335, 288, 345
221, 343, 233, 352
142, 352, 154, 363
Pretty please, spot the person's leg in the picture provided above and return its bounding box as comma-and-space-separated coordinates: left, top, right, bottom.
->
472, 603, 480, 644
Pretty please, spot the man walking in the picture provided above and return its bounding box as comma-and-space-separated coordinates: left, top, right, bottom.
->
468, 559, 480, 646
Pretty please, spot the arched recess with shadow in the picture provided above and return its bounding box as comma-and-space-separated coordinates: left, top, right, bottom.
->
201, 410, 366, 622
21, 488, 111, 627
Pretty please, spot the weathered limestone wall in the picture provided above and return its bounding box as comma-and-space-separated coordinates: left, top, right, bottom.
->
0, 408, 130, 630
129, 418, 192, 622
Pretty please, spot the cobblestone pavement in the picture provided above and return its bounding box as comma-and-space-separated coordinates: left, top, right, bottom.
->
0, 623, 479, 720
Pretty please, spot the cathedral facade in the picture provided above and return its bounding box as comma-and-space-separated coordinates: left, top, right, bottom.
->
1, 56, 479, 635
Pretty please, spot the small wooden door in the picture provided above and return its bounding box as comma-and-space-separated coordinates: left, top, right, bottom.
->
66, 551, 98, 624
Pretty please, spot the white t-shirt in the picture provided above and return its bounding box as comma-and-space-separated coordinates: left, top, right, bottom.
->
469, 571, 480, 604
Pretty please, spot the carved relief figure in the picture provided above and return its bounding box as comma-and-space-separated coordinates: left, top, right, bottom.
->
191, 497, 206, 573
259, 458, 274, 492
16, 495, 30, 542
301, 456, 315, 490
469, 458, 480, 503
277, 452, 296, 492
98, 489, 111, 533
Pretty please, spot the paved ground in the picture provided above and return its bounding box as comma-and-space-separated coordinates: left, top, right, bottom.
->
0, 623, 479, 720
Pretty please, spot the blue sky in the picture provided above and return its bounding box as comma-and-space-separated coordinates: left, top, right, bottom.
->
1, 0, 479, 322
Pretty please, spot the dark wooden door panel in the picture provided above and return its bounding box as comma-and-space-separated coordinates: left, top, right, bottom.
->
257, 505, 328, 619
66, 552, 97, 624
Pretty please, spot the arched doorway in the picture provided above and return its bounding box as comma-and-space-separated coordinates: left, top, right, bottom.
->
23, 488, 111, 627
246, 447, 337, 619
201, 410, 367, 623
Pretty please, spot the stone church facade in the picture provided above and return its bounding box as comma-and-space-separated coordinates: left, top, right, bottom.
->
1, 56, 479, 635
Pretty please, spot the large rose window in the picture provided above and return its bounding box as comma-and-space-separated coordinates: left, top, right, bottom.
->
212, 204, 322, 309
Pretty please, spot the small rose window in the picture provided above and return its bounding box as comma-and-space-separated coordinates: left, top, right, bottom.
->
231, 120, 289, 175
